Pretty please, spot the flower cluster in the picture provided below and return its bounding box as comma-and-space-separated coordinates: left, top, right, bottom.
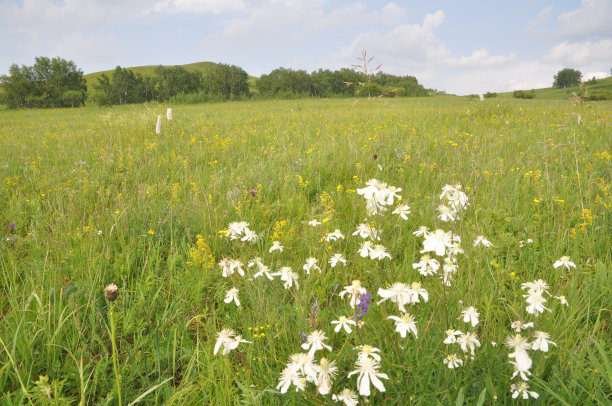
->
356, 178, 402, 216
226, 221, 259, 242
437, 184, 469, 222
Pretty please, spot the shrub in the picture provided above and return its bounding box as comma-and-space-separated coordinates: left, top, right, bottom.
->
484, 92, 497, 98
513, 90, 535, 99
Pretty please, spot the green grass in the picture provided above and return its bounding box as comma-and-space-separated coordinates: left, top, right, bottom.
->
496, 76, 612, 100
0, 97, 610, 404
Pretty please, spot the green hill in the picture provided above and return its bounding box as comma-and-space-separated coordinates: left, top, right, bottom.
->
496, 76, 612, 100
83, 61, 257, 93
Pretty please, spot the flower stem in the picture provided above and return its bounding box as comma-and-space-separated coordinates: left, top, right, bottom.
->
109, 306, 123, 406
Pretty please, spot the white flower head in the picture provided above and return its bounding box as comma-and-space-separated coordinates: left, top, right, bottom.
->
223, 287, 240, 307
459, 306, 480, 327
553, 255, 576, 271
532, 331, 556, 352
332, 388, 359, 406
329, 253, 347, 268
392, 204, 411, 220
473, 235, 492, 247
443, 354, 463, 369
331, 316, 357, 334
269, 240, 284, 253
301, 330, 332, 357
347, 356, 389, 397
387, 313, 418, 338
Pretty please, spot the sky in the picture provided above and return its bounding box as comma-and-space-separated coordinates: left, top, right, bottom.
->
1, 0, 611, 95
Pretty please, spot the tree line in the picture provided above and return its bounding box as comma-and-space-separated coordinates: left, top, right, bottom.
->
1, 56, 433, 109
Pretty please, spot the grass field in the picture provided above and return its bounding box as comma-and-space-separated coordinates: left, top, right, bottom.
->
0, 97, 610, 405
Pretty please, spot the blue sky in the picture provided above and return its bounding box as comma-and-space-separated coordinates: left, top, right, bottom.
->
1, 0, 611, 94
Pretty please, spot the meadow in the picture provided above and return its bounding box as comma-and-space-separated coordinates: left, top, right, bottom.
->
0, 96, 610, 405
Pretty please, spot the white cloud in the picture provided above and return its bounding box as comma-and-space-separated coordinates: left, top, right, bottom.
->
151, 0, 246, 14
545, 39, 612, 66
557, 0, 612, 40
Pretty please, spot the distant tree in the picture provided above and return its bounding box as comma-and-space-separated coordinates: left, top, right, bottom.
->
553, 68, 582, 88
61, 90, 85, 107
0, 56, 86, 108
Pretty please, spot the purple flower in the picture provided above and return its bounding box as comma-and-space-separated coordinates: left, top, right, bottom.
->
9, 222, 16, 230
354, 290, 372, 320
248, 189, 258, 197
298, 331, 308, 343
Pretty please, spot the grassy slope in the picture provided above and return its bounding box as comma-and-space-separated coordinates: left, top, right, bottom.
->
496, 76, 612, 100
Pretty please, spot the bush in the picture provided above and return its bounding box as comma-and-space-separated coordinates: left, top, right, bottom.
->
484, 92, 497, 98
585, 91, 612, 101
513, 90, 535, 99
382, 86, 406, 97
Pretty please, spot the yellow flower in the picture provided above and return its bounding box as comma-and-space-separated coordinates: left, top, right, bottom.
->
147, 229, 155, 235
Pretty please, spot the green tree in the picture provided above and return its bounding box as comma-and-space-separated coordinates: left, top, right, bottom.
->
553, 68, 582, 88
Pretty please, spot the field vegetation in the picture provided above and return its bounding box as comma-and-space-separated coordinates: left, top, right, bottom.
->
0, 97, 610, 404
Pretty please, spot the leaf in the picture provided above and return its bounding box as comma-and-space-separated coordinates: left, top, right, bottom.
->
128, 377, 172, 405
476, 389, 487, 406
455, 387, 464, 406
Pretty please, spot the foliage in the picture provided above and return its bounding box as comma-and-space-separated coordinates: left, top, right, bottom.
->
513, 90, 536, 99
0, 57, 87, 109
484, 92, 497, 98
554, 68, 582, 89
0, 98, 609, 404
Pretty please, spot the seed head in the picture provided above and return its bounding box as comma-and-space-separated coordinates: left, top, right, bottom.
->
104, 283, 118, 301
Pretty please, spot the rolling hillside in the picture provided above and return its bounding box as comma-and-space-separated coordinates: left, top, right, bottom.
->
496, 76, 612, 100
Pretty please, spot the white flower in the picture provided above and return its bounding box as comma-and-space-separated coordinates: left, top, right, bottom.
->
357, 241, 373, 257
325, 229, 345, 242
457, 331, 481, 355
524, 293, 550, 316
247, 257, 263, 268
276, 366, 305, 393
214, 329, 251, 356
355, 344, 382, 362
554, 295, 569, 305
240, 229, 258, 242
227, 221, 250, 240
443, 329, 463, 344
460, 306, 480, 327
505, 334, 533, 373
521, 279, 550, 296
531, 331, 556, 352
219, 258, 244, 277
269, 240, 284, 253
348, 357, 389, 397
387, 313, 418, 338
553, 255, 576, 270
412, 255, 440, 276
352, 223, 379, 240
413, 226, 430, 237
309, 219, 322, 227
275, 266, 299, 289
339, 280, 367, 308
408, 282, 429, 304
437, 204, 456, 222
369, 244, 391, 260
377, 282, 411, 312
443, 354, 463, 369
443, 257, 458, 274
287, 353, 318, 383
316, 358, 338, 395
331, 316, 356, 334
303, 257, 321, 274
519, 238, 533, 247
421, 229, 453, 256
301, 330, 332, 357
329, 253, 346, 268
332, 388, 359, 406
253, 264, 275, 280
473, 236, 492, 247
510, 320, 534, 332
155, 115, 162, 134
166, 108, 172, 121
510, 381, 539, 400
224, 287, 240, 306
392, 204, 411, 220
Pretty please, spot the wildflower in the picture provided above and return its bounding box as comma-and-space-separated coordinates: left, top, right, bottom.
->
348, 356, 389, 397
224, 287, 240, 306
339, 280, 367, 308
457, 331, 481, 355
287, 353, 318, 382
309, 219, 322, 227
437, 204, 456, 222
303, 257, 321, 274
226, 221, 250, 240
352, 223, 380, 240
277, 367, 305, 393
510, 381, 539, 400
421, 229, 453, 256
531, 331, 556, 352
413, 226, 430, 237
332, 388, 359, 406
355, 344, 382, 361
166, 108, 172, 121
554, 295, 569, 305
377, 282, 411, 312
473, 236, 492, 247
443, 354, 463, 369
301, 330, 332, 357
387, 313, 418, 338
213, 329, 251, 356
460, 306, 480, 327
412, 255, 440, 276
524, 293, 550, 316
519, 238, 533, 247
329, 253, 346, 268
369, 244, 391, 260
325, 229, 345, 242
316, 358, 338, 395
511, 320, 534, 332
253, 264, 275, 280
443, 257, 458, 274
104, 284, 118, 301
392, 204, 411, 220
275, 266, 299, 289
521, 279, 550, 296
354, 290, 372, 320
553, 256, 576, 271
331, 316, 356, 334
247, 257, 264, 268
269, 240, 284, 253
505, 334, 533, 373
358, 241, 373, 257
443, 329, 463, 344
408, 282, 429, 304
241, 229, 258, 242
447, 241, 464, 257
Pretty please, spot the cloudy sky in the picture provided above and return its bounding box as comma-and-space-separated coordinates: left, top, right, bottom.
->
1, 0, 611, 94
